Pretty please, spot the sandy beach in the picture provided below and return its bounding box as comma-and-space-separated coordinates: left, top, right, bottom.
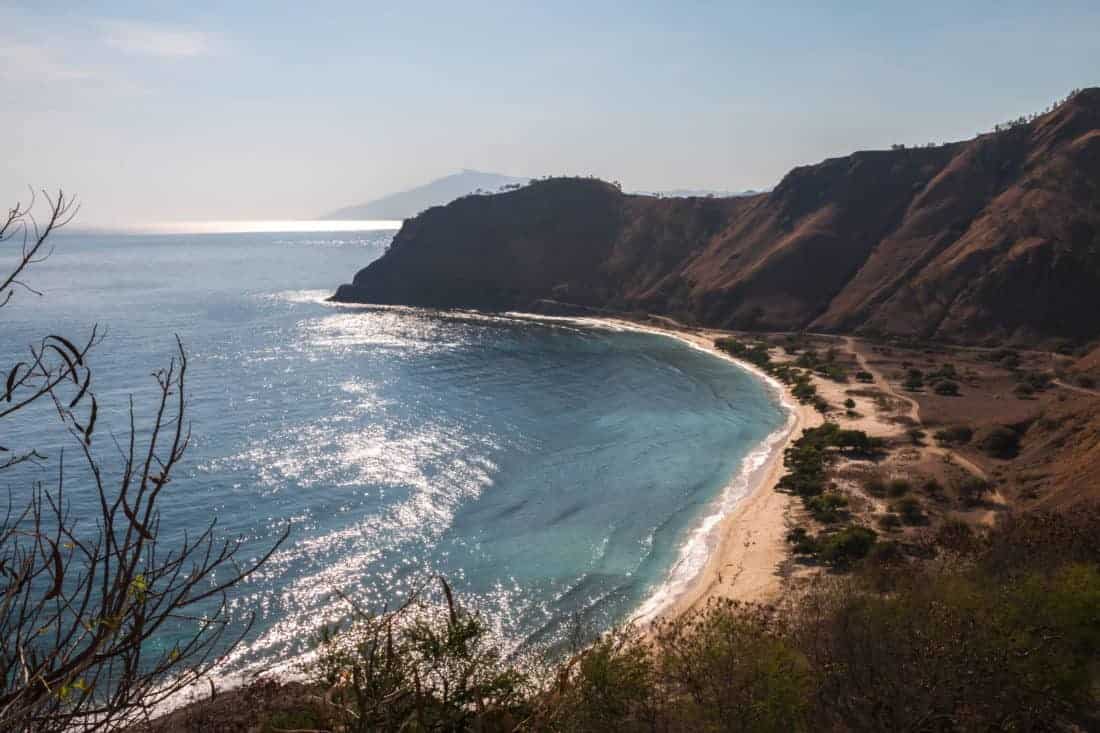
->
568, 318, 912, 621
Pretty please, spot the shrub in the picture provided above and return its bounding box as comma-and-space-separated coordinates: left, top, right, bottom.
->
934, 363, 958, 379
957, 476, 993, 506
892, 497, 927, 525
787, 527, 818, 555
985, 348, 1021, 369
792, 379, 817, 403
886, 478, 911, 497
820, 364, 848, 382
808, 493, 849, 523
878, 513, 902, 531
1013, 382, 1035, 398
864, 474, 888, 497
796, 350, 820, 369
805, 550, 1100, 731
843, 397, 855, 409
313, 578, 530, 732
817, 526, 877, 567
649, 601, 814, 732
1020, 371, 1052, 391
855, 370, 874, 383
907, 428, 926, 445
934, 425, 973, 445
903, 369, 924, 391
921, 478, 946, 501
932, 379, 960, 396
978, 426, 1020, 459
833, 428, 885, 454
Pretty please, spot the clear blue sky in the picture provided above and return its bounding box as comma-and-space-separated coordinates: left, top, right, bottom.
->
3, 1, 1098, 225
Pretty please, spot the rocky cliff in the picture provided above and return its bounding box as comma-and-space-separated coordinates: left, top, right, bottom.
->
333, 89, 1100, 347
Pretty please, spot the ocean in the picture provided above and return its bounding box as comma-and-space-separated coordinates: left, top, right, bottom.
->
0, 223, 787, 680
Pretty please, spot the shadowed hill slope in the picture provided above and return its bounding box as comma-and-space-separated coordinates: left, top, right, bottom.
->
334, 89, 1100, 347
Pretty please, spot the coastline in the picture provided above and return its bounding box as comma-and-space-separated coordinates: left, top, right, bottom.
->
597, 320, 814, 619
509, 312, 814, 620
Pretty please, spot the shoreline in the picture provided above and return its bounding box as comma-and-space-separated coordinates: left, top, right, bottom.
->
593, 320, 813, 620
508, 312, 813, 620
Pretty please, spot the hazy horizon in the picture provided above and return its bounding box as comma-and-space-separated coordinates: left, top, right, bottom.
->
4, 1, 1099, 227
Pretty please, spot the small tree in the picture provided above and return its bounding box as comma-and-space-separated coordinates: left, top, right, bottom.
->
0, 191, 287, 732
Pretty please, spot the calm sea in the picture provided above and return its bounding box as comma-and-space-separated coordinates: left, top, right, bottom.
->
0, 223, 785, 678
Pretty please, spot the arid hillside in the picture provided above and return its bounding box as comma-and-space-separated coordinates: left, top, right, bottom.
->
334, 89, 1100, 347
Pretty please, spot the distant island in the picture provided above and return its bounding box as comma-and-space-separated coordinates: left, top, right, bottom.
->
323, 169, 762, 221
322, 170, 530, 220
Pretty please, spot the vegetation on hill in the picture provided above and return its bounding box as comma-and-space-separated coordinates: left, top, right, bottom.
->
153, 507, 1100, 732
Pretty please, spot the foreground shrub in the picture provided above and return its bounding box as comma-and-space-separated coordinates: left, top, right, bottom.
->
313, 579, 530, 732
648, 601, 813, 732
800, 553, 1100, 731
299, 509, 1100, 733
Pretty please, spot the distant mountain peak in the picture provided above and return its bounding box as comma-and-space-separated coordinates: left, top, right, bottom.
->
323, 170, 530, 221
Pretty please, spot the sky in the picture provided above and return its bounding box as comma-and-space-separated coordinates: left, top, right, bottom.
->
2, 1, 1098, 227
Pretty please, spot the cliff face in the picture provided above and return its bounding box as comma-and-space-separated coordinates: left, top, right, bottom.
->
334, 89, 1100, 346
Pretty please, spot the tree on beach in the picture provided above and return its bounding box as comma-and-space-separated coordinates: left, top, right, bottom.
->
0, 191, 287, 732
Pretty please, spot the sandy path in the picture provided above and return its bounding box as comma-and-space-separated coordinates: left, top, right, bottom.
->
1053, 378, 1100, 398
842, 336, 1007, 526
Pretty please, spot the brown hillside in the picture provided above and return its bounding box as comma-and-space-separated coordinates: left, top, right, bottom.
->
333, 89, 1100, 347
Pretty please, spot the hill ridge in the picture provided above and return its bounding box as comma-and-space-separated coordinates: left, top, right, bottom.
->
334, 89, 1100, 347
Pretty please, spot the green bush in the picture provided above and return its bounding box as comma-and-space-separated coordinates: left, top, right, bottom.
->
807, 493, 849, 523
787, 527, 818, 556
791, 379, 817, 404
855, 370, 874, 383
819, 364, 848, 383
817, 526, 877, 567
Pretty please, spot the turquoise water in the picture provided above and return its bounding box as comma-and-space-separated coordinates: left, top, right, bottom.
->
0, 227, 786, 676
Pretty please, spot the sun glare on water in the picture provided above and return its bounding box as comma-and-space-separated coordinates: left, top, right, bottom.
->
124, 219, 403, 234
